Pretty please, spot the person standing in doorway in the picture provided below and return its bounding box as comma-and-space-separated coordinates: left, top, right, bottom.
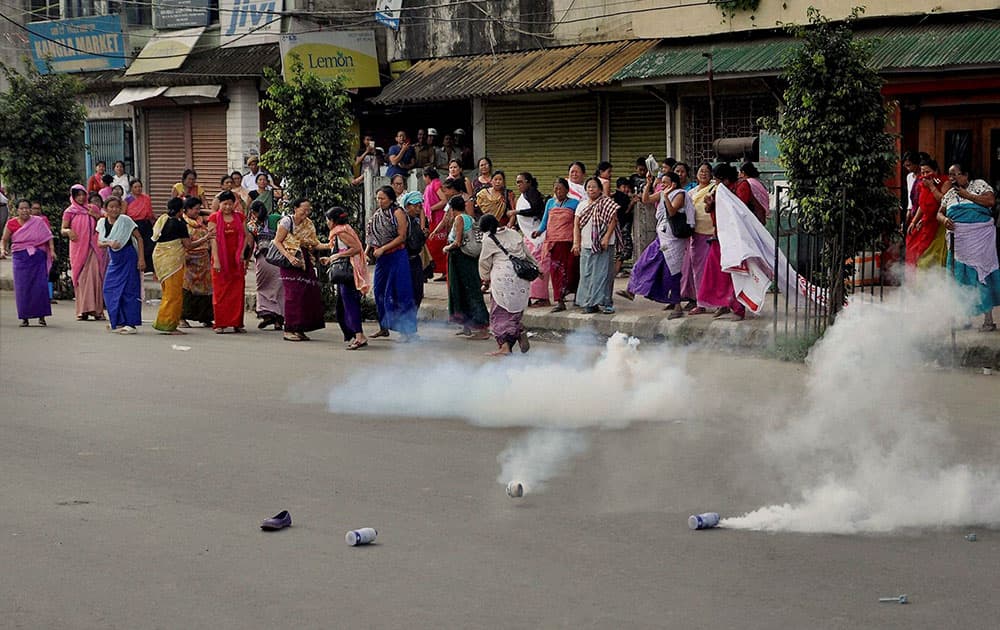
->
386, 130, 416, 179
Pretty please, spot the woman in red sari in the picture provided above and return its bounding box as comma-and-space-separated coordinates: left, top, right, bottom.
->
209, 190, 252, 333
906, 158, 950, 268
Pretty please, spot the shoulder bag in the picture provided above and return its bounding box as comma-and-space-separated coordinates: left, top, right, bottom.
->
265, 216, 300, 268
488, 232, 540, 282
327, 235, 355, 285
459, 214, 484, 258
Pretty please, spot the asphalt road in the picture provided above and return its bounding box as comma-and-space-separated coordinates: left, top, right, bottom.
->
1, 295, 997, 629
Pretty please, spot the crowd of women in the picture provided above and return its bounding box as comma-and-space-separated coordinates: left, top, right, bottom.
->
5, 150, 996, 349
903, 152, 1000, 331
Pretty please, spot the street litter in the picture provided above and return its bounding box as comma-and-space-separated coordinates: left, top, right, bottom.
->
983, 367, 993, 376
171, 345, 191, 351
965, 532, 977, 542
878, 595, 908, 604
346, 527, 377, 546
688, 512, 720, 530
506, 481, 524, 498
260, 510, 291, 531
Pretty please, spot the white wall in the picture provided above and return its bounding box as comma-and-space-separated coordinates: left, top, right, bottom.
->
225, 81, 261, 172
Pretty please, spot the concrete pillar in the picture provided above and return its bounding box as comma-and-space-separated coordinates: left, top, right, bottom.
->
226, 80, 261, 171
472, 97, 486, 161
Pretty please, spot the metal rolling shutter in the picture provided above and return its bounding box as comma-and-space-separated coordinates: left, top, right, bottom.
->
609, 94, 668, 261
609, 93, 667, 176
485, 97, 599, 191
190, 106, 229, 200
145, 108, 189, 212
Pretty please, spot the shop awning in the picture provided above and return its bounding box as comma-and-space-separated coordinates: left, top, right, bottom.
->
117, 43, 279, 86
126, 26, 206, 77
163, 84, 222, 103
614, 20, 1000, 84
372, 39, 657, 105
109, 86, 167, 106
107, 85, 222, 106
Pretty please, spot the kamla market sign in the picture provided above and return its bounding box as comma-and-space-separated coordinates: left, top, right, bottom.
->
279, 29, 379, 88
27, 15, 126, 73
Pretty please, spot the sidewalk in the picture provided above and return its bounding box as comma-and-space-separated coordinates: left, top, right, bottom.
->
2, 256, 998, 365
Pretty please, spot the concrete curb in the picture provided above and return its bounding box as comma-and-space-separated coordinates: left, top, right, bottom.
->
4, 259, 997, 367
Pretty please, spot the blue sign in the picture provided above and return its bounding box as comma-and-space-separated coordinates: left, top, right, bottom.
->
375, 0, 401, 31
27, 15, 127, 74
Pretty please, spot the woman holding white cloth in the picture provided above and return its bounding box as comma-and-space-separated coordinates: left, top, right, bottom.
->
938, 163, 999, 332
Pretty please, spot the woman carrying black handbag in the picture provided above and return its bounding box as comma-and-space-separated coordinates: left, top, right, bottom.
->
477, 213, 538, 356
318, 206, 370, 350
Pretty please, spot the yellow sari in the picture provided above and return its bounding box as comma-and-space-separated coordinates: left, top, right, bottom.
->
152, 215, 187, 331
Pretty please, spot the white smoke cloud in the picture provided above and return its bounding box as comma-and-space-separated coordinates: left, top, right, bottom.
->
724, 271, 1000, 533
327, 332, 695, 490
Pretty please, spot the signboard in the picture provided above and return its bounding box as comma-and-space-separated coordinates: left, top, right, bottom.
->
375, 0, 402, 31
26, 15, 126, 74
153, 0, 211, 30
126, 27, 204, 76
280, 26, 379, 88
221, 0, 283, 48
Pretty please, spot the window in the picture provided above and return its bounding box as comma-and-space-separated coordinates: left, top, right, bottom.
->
682, 94, 778, 165
28, 0, 60, 21
109, 1, 152, 25
944, 129, 973, 171
62, 0, 99, 18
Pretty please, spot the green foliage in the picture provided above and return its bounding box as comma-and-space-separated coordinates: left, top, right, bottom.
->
715, 0, 761, 20
0, 62, 87, 298
0, 62, 86, 219
259, 55, 356, 229
260, 56, 360, 319
772, 7, 897, 243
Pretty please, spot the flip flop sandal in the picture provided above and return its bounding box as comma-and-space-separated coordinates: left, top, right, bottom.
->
371, 329, 390, 338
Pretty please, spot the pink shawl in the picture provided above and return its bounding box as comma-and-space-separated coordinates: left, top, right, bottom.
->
210, 210, 246, 273
10, 216, 54, 271
545, 206, 576, 247
63, 185, 107, 285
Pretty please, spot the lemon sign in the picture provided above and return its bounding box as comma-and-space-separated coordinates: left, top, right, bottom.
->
280, 30, 380, 88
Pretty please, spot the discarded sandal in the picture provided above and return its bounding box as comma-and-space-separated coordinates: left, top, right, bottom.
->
260, 510, 291, 531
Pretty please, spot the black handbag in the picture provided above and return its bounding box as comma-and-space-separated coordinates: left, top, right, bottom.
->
667, 210, 694, 239
264, 217, 299, 268
488, 233, 540, 282
327, 236, 355, 285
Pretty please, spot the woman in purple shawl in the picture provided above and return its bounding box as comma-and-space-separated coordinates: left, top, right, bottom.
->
1, 199, 53, 326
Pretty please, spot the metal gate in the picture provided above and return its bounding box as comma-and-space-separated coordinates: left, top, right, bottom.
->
85, 119, 133, 177
771, 185, 889, 343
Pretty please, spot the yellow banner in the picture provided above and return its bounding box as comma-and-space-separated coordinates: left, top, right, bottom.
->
280, 29, 380, 88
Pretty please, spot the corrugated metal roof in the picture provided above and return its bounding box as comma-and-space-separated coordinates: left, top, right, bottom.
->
372, 39, 656, 105
869, 21, 1000, 70
118, 43, 279, 86
615, 20, 1000, 82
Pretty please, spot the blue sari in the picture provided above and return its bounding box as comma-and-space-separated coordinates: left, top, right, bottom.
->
373, 248, 418, 334
103, 241, 142, 329
946, 198, 1000, 315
